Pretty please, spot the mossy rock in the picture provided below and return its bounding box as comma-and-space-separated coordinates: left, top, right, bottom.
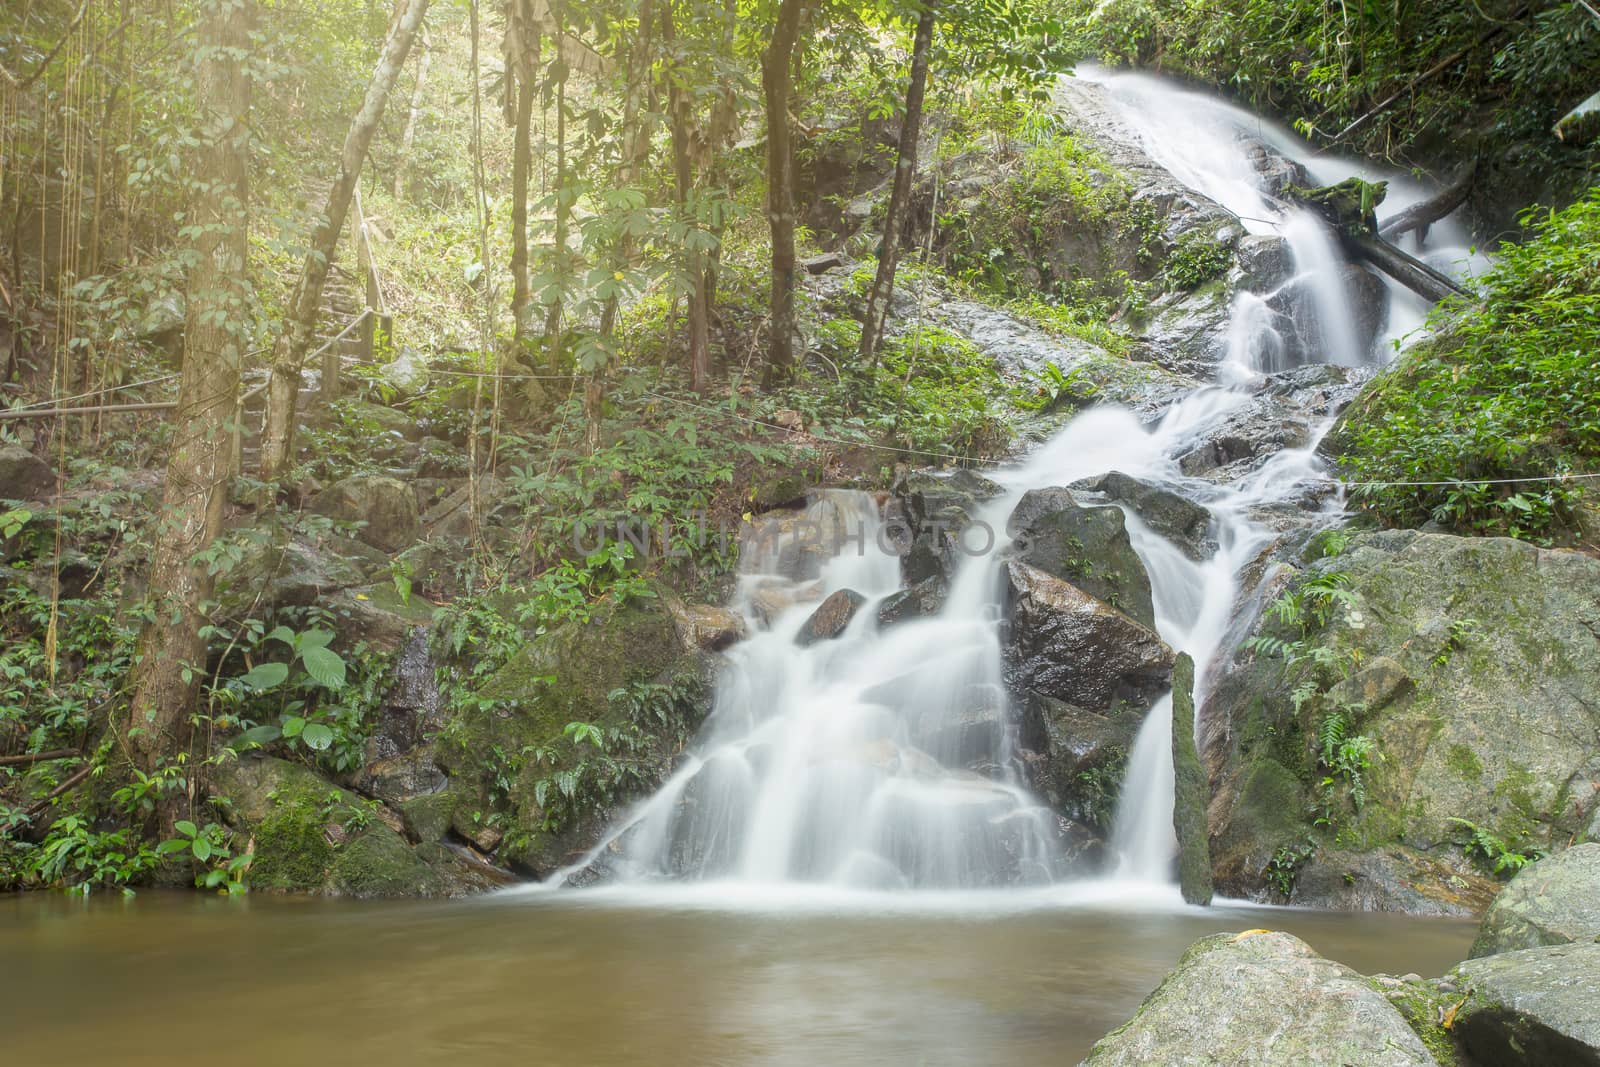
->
435, 588, 710, 877
1204, 530, 1600, 911
210, 756, 478, 897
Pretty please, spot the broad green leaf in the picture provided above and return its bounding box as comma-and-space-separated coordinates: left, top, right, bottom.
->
239, 662, 289, 691
174, 820, 198, 839
300, 646, 346, 690
301, 723, 335, 750
191, 837, 212, 862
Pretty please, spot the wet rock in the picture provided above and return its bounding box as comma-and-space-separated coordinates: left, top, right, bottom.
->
892, 467, 1005, 584
1452, 941, 1600, 1066
1471, 844, 1600, 957
1171, 654, 1212, 906
668, 598, 748, 652
0, 444, 53, 501
1083, 930, 1438, 1066
1266, 263, 1388, 366
1018, 691, 1139, 834
1072, 471, 1215, 562
876, 575, 947, 628
356, 748, 447, 806
312, 475, 421, 553
1006, 487, 1156, 630
1236, 234, 1294, 289
796, 588, 867, 645
1001, 561, 1173, 713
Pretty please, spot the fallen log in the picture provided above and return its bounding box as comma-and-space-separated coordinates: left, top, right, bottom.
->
1349, 233, 1466, 304
1379, 160, 1478, 243
1284, 177, 1467, 304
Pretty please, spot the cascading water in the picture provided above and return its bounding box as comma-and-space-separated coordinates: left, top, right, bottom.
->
552, 69, 1482, 898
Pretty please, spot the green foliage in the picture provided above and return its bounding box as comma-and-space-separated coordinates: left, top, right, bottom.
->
1449, 817, 1545, 877
525, 670, 705, 835
1338, 190, 1600, 542
1263, 840, 1314, 900
1163, 230, 1233, 291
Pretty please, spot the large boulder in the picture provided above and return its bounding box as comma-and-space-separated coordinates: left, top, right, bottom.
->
433, 590, 711, 877
893, 467, 1004, 585
1203, 531, 1600, 909
1451, 942, 1600, 1066
1018, 691, 1140, 835
211, 756, 496, 897
1471, 844, 1600, 958
1002, 561, 1173, 713
1082, 930, 1438, 1066
312, 475, 421, 553
1006, 488, 1156, 630
1171, 654, 1213, 906
0, 444, 53, 501
1071, 471, 1214, 562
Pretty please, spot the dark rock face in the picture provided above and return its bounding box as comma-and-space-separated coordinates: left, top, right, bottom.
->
1001, 561, 1173, 713
312, 475, 421, 553
1006, 487, 1156, 630
796, 588, 868, 645
1452, 942, 1600, 1067
667, 598, 748, 652
876, 575, 946, 629
1471, 844, 1600, 958
893, 467, 1004, 585
1083, 931, 1438, 1066
1170, 654, 1212, 906
1072, 471, 1215, 561
0, 444, 53, 501
1018, 690, 1139, 835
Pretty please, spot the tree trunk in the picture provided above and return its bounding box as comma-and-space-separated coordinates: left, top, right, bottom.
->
124, 0, 252, 827
858, 3, 935, 365
393, 23, 431, 198
761, 0, 805, 386
591, 0, 655, 450
661, 0, 708, 392
508, 11, 539, 355
258, 0, 430, 482
544, 33, 569, 374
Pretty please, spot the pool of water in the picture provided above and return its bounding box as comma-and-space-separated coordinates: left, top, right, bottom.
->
2, 883, 1475, 1065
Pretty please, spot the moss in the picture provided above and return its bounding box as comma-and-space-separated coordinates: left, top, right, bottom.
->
329, 827, 438, 897
1447, 743, 1485, 783
1377, 980, 1468, 1067
249, 787, 335, 890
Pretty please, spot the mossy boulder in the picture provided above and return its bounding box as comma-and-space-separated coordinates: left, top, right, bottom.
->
1203, 530, 1600, 911
1005, 487, 1156, 629
1471, 844, 1600, 958
1082, 931, 1438, 1066
433, 589, 711, 877
312, 475, 421, 553
211, 755, 489, 897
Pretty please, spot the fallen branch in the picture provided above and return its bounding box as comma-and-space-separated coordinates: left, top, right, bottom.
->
1285, 178, 1468, 304
1349, 233, 1467, 304
25, 761, 92, 816
0, 749, 80, 767
1379, 160, 1479, 243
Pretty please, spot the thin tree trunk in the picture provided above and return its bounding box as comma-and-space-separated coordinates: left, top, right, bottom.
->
123, 0, 252, 828
543, 31, 568, 374
761, 0, 805, 386
590, 0, 654, 450
258, 0, 430, 482
508, 9, 539, 355
393, 23, 431, 198
859, 3, 934, 366
660, 0, 708, 393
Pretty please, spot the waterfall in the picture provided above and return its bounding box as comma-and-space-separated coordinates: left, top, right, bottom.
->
550, 70, 1482, 898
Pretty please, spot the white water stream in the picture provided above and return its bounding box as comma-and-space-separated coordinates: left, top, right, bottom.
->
550, 71, 1483, 900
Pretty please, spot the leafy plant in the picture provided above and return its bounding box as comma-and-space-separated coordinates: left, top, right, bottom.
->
1449, 817, 1544, 877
